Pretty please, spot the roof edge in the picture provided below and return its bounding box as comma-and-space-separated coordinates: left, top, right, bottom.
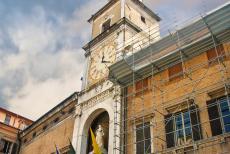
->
88, 0, 119, 23
21, 92, 78, 134
0, 107, 33, 123
83, 17, 142, 54
131, 0, 161, 21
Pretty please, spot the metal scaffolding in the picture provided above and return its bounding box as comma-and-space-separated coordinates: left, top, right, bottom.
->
110, 3, 230, 154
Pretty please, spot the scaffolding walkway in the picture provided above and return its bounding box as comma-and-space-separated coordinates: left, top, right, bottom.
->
110, 3, 230, 154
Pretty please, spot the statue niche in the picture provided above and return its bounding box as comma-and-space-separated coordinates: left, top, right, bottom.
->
87, 111, 109, 154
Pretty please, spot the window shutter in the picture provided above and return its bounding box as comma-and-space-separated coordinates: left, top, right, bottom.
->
190, 105, 202, 141
168, 63, 183, 81
165, 114, 175, 148
207, 100, 222, 136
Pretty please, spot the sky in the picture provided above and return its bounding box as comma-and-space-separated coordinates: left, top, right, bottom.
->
0, 0, 228, 120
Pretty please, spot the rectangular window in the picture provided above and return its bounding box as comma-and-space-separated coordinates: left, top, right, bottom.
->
0, 139, 12, 153
32, 132, 36, 138
23, 139, 27, 143
43, 125, 48, 131
136, 122, 151, 154
68, 107, 75, 114
175, 112, 192, 145
4, 114, 11, 125
53, 117, 60, 123
141, 16, 146, 23
206, 45, 224, 64
165, 105, 202, 148
102, 19, 111, 33
207, 95, 230, 136
11, 143, 18, 154
168, 62, 183, 81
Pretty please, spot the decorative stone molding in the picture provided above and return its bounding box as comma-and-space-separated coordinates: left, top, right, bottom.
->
75, 105, 82, 117
81, 87, 114, 111
113, 85, 121, 103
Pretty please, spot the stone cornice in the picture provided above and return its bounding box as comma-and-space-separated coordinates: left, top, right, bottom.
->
80, 87, 115, 111
87, 0, 119, 23
83, 17, 142, 56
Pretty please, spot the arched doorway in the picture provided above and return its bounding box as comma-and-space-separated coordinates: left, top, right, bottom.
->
73, 101, 116, 154
87, 111, 109, 153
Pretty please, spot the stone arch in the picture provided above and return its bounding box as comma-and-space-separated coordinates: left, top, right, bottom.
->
76, 100, 114, 154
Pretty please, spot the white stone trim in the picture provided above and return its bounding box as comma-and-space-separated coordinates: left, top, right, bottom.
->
73, 97, 116, 154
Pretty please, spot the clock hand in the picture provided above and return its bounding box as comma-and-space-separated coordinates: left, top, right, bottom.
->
101, 52, 105, 63
101, 53, 112, 63
102, 60, 111, 63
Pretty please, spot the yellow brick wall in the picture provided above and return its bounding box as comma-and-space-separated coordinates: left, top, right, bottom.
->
20, 117, 75, 154
125, 42, 230, 153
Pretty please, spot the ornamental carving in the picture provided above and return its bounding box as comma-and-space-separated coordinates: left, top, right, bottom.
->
81, 88, 114, 111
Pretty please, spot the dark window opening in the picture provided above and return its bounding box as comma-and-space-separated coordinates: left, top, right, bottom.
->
164, 105, 202, 148
207, 95, 230, 136
23, 139, 27, 143
61, 110, 66, 115
141, 16, 146, 23
136, 122, 151, 154
4, 114, 11, 125
168, 62, 183, 81
102, 19, 111, 32
0, 139, 13, 153
32, 132, 36, 138
68, 107, 75, 114
54, 117, 60, 123
43, 125, 48, 130
11, 143, 18, 154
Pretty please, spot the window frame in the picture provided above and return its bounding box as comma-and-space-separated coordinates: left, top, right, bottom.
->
68, 107, 75, 114
165, 105, 202, 148
141, 16, 146, 24
53, 117, 60, 123
134, 120, 154, 154
4, 114, 11, 125
101, 19, 111, 33
0, 139, 12, 153
207, 95, 230, 136
43, 125, 48, 131
32, 132, 37, 138
23, 138, 27, 143
174, 111, 193, 145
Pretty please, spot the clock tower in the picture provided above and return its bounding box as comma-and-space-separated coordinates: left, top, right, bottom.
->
72, 0, 160, 153
82, 0, 161, 88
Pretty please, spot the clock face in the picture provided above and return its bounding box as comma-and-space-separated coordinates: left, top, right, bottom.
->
88, 45, 116, 84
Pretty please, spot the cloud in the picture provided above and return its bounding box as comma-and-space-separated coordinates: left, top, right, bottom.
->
0, 0, 228, 120
144, 0, 229, 36
0, 0, 106, 120
65, 0, 107, 43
